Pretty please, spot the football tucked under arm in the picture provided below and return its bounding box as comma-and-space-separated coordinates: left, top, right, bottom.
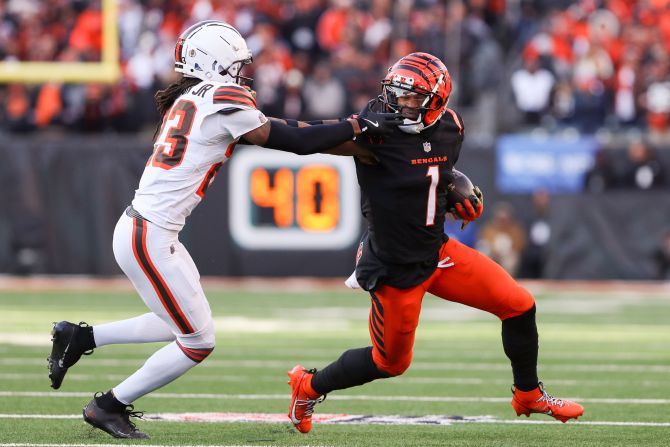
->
447, 169, 484, 226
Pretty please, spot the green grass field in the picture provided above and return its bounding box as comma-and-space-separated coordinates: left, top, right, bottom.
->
1, 281, 669, 446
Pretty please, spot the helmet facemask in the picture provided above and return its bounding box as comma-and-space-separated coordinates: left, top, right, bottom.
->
221, 57, 254, 86
380, 52, 452, 134
381, 73, 446, 134
383, 84, 428, 118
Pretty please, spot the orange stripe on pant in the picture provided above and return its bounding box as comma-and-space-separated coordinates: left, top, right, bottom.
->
369, 238, 534, 376
131, 218, 195, 334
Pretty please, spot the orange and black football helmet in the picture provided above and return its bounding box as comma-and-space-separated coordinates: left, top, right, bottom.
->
380, 52, 452, 134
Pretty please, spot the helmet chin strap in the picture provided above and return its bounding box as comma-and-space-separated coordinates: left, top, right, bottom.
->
396, 87, 436, 134
398, 84, 445, 134
398, 116, 425, 134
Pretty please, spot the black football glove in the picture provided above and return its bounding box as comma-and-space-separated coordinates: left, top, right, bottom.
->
355, 99, 403, 138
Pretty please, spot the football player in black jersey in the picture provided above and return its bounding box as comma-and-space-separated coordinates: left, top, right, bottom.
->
286, 53, 584, 434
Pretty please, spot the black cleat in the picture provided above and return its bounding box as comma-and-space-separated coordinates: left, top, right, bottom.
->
83, 396, 150, 439
47, 321, 94, 389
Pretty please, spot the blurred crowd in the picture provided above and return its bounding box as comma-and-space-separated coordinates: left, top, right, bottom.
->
0, 0, 492, 132
445, 192, 552, 279
584, 139, 667, 191
3, 0, 668, 136
511, 0, 670, 136
446, 187, 670, 280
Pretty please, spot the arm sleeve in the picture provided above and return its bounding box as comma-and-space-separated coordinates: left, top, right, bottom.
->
264, 120, 354, 155
305, 118, 345, 125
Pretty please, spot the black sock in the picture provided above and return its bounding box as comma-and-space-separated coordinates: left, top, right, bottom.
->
311, 347, 389, 395
95, 390, 126, 413
77, 325, 96, 351
502, 305, 539, 391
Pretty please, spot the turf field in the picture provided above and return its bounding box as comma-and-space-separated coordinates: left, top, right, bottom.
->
0, 279, 668, 447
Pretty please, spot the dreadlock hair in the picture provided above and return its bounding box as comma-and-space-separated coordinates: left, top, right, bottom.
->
153, 75, 202, 137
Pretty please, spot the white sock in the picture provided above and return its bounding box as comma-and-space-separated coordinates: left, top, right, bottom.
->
93, 313, 175, 347
112, 341, 197, 404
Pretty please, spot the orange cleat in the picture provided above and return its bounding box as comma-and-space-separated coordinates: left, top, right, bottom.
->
511, 382, 584, 423
287, 364, 325, 433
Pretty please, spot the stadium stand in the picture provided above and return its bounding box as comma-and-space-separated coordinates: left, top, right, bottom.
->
1, 0, 668, 138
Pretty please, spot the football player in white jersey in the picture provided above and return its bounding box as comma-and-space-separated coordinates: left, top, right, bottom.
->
47, 20, 399, 439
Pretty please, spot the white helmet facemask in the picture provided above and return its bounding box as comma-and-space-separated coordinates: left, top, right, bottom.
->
174, 20, 253, 85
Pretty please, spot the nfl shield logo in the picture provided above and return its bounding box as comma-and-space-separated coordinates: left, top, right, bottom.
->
423, 141, 432, 152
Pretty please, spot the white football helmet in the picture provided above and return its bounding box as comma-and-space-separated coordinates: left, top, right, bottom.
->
174, 20, 253, 85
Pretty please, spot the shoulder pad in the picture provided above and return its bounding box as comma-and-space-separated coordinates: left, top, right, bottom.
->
443, 107, 464, 136
212, 83, 257, 109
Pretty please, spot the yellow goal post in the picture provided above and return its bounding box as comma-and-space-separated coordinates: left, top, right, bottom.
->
0, 0, 120, 84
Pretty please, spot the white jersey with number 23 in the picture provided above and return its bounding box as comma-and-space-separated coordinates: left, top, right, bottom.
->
132, 80, 266, 231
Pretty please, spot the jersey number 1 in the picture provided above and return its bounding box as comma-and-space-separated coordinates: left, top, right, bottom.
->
425, 165, 439, 226
151, 100, 197, 169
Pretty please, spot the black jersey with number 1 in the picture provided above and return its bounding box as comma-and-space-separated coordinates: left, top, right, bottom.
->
352, 106, 465, 291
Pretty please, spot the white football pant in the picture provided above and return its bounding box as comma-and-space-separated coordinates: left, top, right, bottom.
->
93, 211, 216, 404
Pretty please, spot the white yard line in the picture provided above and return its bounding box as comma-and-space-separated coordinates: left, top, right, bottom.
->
1, 275, 669, 295
473, 420, 670, 427
1, 336, 668, 362
0, 413, 668, 428
0, 391, 668, 405
0, 275, 346, 292
2, 357, 669, 373
0, 444, 297, 447
0, 415, 80, 419
0, 274, 670, 294
1, 372, 667, 388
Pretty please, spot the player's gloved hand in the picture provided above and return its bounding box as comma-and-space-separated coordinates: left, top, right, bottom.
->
453, 186, 484, 228
356, 99, 403, 137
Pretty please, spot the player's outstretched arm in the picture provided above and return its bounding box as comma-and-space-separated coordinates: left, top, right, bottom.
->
242, 111, 401, 156
242, 118, 360, 155
270, 118, 342, 127
266, 118, 379, 164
